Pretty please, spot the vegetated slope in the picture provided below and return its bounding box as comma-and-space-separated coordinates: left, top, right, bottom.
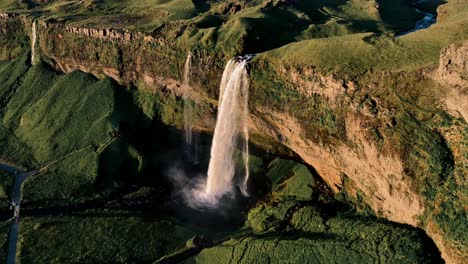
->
16, 214, 199, 263
1, 0, 429, 56
261, 0, 468, 76
0, 53, 205, 263
0, 53, 433, 264
189, 158, 443, 264
0, 170, 13, 205
0, 55, 449, 264
242, 3, 467, 259
0, 53, 217, 264
0, 220, 9, 262
0, 53, 143, 206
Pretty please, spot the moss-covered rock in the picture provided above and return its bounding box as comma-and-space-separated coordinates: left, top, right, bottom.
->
196, 204, 443, 264
267, 158, 315, 200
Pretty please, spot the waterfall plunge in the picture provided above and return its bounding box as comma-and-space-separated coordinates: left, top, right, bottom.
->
31, 21, 37, 65
194, 58, 250, 206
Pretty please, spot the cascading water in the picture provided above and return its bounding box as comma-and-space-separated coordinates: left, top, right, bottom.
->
398, 0, 436, 36
240, 66, 250, 197
193, 56, 251, 206
183, 51, 193, 145
31, 21, 37, 65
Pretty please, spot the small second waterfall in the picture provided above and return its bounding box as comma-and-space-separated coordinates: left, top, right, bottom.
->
183, 51, 193, 145
31, 21, 37, 65
199, 57, 251, 205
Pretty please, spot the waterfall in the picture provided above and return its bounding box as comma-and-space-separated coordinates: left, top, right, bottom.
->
201, 57, 251, 204
183, 51, 193, 145
31, 20, 37, 65
240, 85, 250, 196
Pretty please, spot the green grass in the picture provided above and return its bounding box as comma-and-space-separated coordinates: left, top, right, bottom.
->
0, 56, 147, 206
14, 72, 114, 163
17, 213, 199, 263
0, 13, 28, 61
0, 54, 36, 166
0, 220, 10, 263
259, 0, 467, 76
176, 0, 430, 56
0, 0, 22, 10
197, 202, 442, 264
260, 32, 442, 76
1, 0, 449, 58
266, 158, 315, 200
0, 170, 13, 205
14, 0, 200, 31
246, 198, 297, 233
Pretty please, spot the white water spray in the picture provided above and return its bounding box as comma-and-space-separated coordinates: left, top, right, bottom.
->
183, 51, 193, 145
31, 21, 37, 65
195, 58, 250, 205
240, 84, 250, 196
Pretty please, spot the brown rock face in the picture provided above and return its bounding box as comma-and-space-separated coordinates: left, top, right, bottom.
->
435, 40, 468, 121
249, 67, 424, 226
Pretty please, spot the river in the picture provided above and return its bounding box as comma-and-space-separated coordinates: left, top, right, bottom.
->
398, 0, 437, 36
0, 163, 38, 264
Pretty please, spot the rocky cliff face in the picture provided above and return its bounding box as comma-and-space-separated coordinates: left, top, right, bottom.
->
0, 12, 466, 263
248, 63, 425, 225
0, 13, 28, 60
38, 20, 226, 95
436, 40, 468, 121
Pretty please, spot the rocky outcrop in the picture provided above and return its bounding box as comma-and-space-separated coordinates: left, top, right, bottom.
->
36, 20, 226, 103
0, 13, 28, 60
435, 40, 468, 121
43, 22, 151, 43
249, 63, 425, 226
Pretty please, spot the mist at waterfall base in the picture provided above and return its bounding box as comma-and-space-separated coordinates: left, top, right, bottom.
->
167, 56, 252, 211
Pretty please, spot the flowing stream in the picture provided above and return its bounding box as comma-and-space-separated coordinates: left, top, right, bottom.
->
200, 57, 251, 205
399, 0, 436, 36
31, 20, 37, 65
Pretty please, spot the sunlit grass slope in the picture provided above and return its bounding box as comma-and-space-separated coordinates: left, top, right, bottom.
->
0, 0, 439, 56
259, 0, 467, 75
0, 54, 143, 205
0, 220, 9, 263
17, 214, 199, 263
194, 159, 443, 264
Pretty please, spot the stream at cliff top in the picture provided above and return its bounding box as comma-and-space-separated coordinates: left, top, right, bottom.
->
398, 0, 437, 36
